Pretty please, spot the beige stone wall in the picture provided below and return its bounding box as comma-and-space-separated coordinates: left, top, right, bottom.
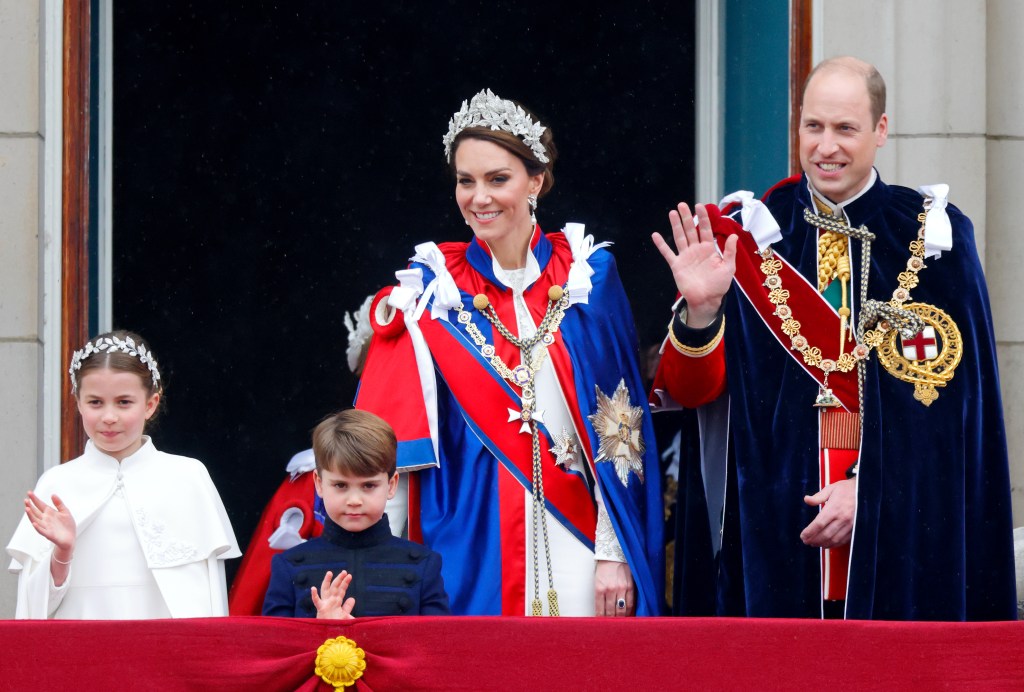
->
0, 0, 1018, 616
986, 0, 1024, 528
0, 0, 44, 617
816, 0, 1023, 525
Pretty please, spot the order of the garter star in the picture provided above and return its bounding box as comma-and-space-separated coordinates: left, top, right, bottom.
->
587, 379, 646, 487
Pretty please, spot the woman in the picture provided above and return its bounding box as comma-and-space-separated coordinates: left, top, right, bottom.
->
356, 89, 663, 616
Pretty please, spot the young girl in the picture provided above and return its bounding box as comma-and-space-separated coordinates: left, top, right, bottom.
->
6, 330, 240, 619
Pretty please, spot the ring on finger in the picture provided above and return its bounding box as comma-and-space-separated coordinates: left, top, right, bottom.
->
616, 598, 626, 609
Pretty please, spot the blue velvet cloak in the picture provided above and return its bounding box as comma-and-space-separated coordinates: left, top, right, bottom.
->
685, 174, 1016, 620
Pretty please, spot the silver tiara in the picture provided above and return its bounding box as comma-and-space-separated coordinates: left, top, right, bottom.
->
69, 335, 161, 394
442, 88, 549, 164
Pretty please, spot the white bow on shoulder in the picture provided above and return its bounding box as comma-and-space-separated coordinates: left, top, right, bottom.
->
563, 222, 611, 306
719, 190, 782, 250
917, 184, 953, 259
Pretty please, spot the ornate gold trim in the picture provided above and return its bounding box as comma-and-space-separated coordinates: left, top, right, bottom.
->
875, 302, 962, 406
667, 315, 725, 358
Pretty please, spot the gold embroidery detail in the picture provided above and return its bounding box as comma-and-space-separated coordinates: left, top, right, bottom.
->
668, 315, 725, 357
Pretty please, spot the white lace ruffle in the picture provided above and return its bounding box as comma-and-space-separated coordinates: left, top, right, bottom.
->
594, 503, 627, 563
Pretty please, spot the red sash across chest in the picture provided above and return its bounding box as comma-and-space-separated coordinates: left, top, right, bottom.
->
714, 209, 860, 413
416, 241, 599, 539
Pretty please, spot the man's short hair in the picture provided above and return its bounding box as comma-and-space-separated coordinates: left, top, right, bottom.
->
802, 56, 886, 127
312, 409, 397, 477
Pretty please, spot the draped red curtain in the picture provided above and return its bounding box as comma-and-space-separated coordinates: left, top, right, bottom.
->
2, 616, 1022, 691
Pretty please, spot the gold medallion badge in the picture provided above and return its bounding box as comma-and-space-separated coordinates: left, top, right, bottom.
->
875, 302, 962, 406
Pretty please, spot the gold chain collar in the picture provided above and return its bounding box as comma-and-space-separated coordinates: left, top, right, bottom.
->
758, 207, 930, 407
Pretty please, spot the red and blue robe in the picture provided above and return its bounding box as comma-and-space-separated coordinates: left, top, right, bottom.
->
357, 228, 664, 616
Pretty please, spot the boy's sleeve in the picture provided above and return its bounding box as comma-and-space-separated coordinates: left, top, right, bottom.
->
261, 553, 297, 617
418, 551, 450, 615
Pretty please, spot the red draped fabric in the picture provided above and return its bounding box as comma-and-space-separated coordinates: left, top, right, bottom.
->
1, 616, 1022, 690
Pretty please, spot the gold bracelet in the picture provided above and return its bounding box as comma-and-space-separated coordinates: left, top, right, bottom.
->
667, 315, 725, 358
51, 553, 72, 565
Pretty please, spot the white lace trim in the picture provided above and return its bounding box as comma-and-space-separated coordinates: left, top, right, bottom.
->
594, 503, 627, 562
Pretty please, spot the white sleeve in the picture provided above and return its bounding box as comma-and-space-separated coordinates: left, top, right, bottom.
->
208, 554, 229, 617
593, 497, 622, 560
593, 489, 627, 563
13, 554, 68, 619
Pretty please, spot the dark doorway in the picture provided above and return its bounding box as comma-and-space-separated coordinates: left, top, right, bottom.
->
113, 2, 697, 579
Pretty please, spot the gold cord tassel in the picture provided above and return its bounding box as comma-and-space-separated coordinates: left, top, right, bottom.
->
531, 599, 543, 616
547, 589, 560, 617
837, 254, 852, 348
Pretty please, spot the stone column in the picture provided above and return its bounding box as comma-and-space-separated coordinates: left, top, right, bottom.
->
986, 0, 1024, 524
0, 0, 45, 616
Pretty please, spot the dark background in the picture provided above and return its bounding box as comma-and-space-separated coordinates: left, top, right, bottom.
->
113, 2, 697, 583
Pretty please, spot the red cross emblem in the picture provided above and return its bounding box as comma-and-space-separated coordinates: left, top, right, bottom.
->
901, 326, 938, 361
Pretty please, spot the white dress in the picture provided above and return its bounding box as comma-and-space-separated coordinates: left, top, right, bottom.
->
6, 437, 240, 619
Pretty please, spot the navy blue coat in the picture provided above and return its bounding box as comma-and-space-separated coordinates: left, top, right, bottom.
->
262, 514, 450, 617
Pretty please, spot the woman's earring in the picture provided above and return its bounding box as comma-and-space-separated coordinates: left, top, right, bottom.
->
527, 194, 538, 225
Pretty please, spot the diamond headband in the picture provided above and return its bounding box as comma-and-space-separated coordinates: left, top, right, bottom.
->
442, 88, 549, 164
69, 335, 161, 394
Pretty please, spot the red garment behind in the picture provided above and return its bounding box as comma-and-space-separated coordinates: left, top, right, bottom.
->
228, 471, 322, 616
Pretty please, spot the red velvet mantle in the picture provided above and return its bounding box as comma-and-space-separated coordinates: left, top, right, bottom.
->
1, 616, 1022, 691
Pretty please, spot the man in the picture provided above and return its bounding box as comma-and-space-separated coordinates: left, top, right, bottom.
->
651, 56, 1016, 620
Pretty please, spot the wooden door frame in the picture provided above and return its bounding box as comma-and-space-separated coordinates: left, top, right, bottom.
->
61, 0, 91, 462
790, 0, 813, 175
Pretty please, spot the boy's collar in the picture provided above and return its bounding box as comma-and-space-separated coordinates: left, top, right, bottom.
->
322, 513, 394, 548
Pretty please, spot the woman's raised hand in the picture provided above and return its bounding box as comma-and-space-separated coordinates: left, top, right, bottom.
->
651, 203, 738, 327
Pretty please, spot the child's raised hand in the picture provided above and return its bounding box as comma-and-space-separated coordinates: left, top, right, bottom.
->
311, 570, 356, 620
25, 491, 76, 555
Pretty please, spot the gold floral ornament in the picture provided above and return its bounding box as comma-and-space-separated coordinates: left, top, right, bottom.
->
314, 636, 366, 689
587, 380, 645, 487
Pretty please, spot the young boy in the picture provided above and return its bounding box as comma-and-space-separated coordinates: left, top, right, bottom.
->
262, 409, 450, 618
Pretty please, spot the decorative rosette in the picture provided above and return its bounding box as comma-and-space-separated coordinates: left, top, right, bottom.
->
892, 287, 911, 303
314, 636, 366, 689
